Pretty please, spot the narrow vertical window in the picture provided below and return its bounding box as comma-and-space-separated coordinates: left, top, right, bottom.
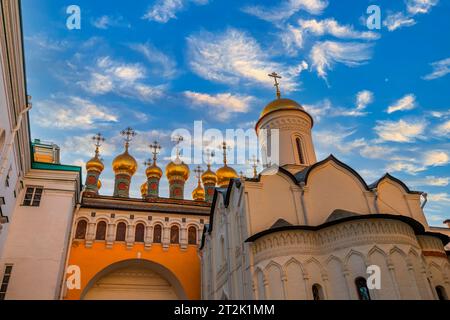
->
153, 224, 162, 243
170, 226, 179, 244
135, 223, 145, 243
115, 222, 126, 241
436, 286, 448, 300
188, 226, 197, 245
75, 220, 87, 240
95, 221, 107, 240
355, 277, 371, 300
312, 284, 324, 300
0, 265, 13, 300
296, 137, 305, 165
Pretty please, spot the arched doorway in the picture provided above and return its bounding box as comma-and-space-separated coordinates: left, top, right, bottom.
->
81, 259, 187, 300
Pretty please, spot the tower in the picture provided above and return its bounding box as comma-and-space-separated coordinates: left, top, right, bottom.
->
166, 135, 190, 199
192, 166, 205, 201
145, 141, 163, 199
201, 150, 217, 202
112, 128, 138, 198
256, 72, 316, 174
216, 142, 238, 188
84, 133, 105, 196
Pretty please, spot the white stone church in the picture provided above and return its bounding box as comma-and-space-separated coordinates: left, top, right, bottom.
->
200, 97, 450, 300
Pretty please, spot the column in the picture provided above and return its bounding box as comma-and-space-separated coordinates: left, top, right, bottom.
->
106, 223, 115, 249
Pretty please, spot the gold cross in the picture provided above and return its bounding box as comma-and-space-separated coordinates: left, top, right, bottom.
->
92, 133, 105, 156
268, 72, 282, 99
221, 141, 231, 165
149, 141, 161, 162
204, 149, 215, 167
172, 135, 184, 158
120, 127, 137, 147
251, 155, 260, 178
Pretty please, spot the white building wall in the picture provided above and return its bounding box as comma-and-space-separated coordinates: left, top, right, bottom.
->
0, 0, 30, 256
0, 169, 80, 299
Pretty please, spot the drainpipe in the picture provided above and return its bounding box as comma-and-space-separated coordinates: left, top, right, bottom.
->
373, 188, 380, 213
299, 182, 309, 225
421, 193, 428, 210
0, 97, 32, 175
58, 190, 84, 300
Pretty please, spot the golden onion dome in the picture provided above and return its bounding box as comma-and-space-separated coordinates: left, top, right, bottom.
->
146, 163, 163, 179
140, 181, 148, 197
216, 165, 238, 188
86, 155, 104, 173
112, 149, 138, 176
192, 183, 205, 201
166, 158, 190, 181
260, 98, 304, 119
201, 165, 217, 185
97, 179, 102, 190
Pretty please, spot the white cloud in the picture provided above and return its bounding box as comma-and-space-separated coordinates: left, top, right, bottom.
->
386, 161, 425, 175
25, 34, 69, 51
423, 151, 449, 167
35, 97, 118, 130
184, 91, 253, 121
428, 193, 450, 202
304, 93, 373, 120
359, 145, 395, 159
63, 135, 117, 158
309, 41, 373, 80
406, 0, 439, 15
242, 0, 328, 23
374, 119, 426, 142
423, 57, 450, 80
433, 120, 450, 136
92, 15, 129, 29
383, 12, 416, 31
387, 94, 416, 114
356, 90, 374, 111
78, 56, 164, 102
143, 0, 208, 23
384, 0, 439, 32
412, 176, 449, 187
187, 28, 305, 91
129, 42, 178, 79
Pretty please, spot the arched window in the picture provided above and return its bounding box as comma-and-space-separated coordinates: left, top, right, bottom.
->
436, 286, 448, 300
75, 220, 87, 240
95, 221, 107, 240
153, 224, 162, 243
312, 284, 324, 300
135, 223, 145, 243
296, 137, 305, 165
170, 226, 179, 244
115, 222, 126, 241
188, 226, 197, 245
355, 277, 371, 300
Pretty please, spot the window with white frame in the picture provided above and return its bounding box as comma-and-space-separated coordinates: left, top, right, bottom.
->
22, 186, 44, 207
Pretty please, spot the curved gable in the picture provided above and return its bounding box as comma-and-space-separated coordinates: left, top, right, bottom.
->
303, 155, 372, 225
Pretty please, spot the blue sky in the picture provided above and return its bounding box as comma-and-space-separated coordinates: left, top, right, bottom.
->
21, 0, 449, 225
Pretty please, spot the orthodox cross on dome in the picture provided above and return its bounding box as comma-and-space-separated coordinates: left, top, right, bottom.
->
204, 149, 215, 167
120, 127, 137, 149
92, 133, 105, 157
268, 72, 282, 99
149, 141, 161, 163
251, 155, 260, 178
172, 135, 184, 159
194, 166, 204, 182
221, 141, 232, 166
